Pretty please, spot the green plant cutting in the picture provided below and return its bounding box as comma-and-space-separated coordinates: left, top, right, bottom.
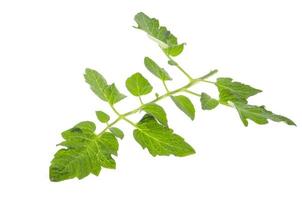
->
49, 12, 296, 182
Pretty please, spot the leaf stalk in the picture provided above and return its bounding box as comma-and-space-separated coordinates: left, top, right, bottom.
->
98, 69, 218, 136
165, 54, 193, 81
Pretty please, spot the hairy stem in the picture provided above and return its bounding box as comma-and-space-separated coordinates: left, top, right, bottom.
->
98, 69, 218, 135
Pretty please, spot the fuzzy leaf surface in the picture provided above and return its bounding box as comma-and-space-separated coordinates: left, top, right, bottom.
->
96, 110, 110, 123
109, 127, 124, 139
49, 122, 118, 182
142, 103, 168, 126
126, 72, 153, 96
134, 12, 184, 56
85, 69, 126, 104
104, 84, 126, 105
200, 93, 219, 110
172, 95, 195, 120
133, 115, 195, 157
234, 102, 296, 126
84, 68, 108, 101
216, 78, 262, 104
144, 57, 172, 81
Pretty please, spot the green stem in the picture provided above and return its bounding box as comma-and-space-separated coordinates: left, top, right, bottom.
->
122, 117, 138, 128
200, 79, 215, 84
138, 96, 144, 105
196, 69, 218, 82
98, 117, 121, 137
162, 81, 170, 93
110, 104, 122, 116
184, 90, 201, 97
98, 69, 218, 136
165, 54, 193, 81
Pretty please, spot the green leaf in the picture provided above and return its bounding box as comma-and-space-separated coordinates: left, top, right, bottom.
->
200, 93, 219, 110
84, 68, 108, 101
96, 110, 110, 123
133, 115, 195, 157
84, 68, 126, 104
49, 122, 118, 182
125, 72, 153, 96
216, 77, 262, 104
134, 12, 185, 56
73, 121, 96, 132
142, 103, 168, 126
163, 43, 185, 57
233, 102, 296, 126
104, 84, 126, 105
109, 127, 124, 139
144, 57, 172, 81
172, 95, 195, 120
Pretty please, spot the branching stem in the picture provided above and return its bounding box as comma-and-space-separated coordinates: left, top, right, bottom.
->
98, 69, 218, 136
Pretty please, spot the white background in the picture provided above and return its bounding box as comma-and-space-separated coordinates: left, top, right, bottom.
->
0, 0, 301, 199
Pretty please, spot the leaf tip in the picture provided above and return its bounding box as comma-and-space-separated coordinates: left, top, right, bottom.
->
286, 119, 297, 126
84, 67, 94, 75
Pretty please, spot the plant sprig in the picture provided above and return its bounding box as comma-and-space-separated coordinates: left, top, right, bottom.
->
49, 12, 296, 182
